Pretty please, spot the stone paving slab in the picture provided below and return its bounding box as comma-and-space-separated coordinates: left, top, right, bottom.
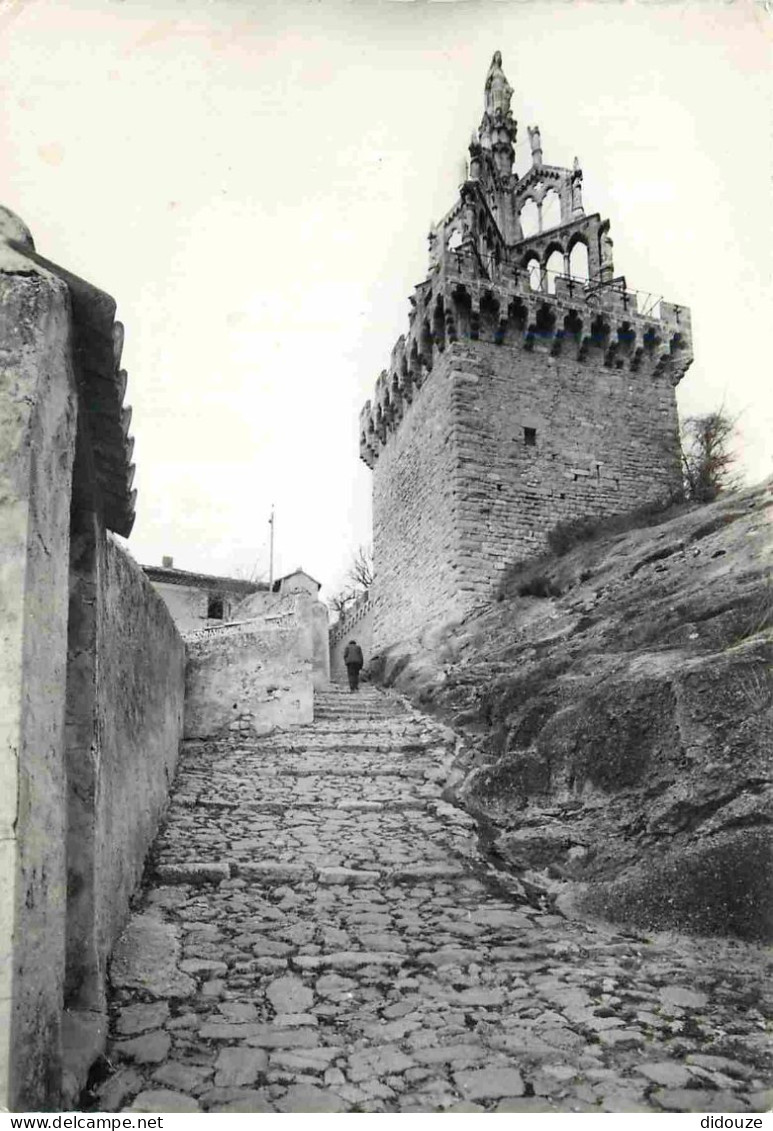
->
96, 687, 773, 1114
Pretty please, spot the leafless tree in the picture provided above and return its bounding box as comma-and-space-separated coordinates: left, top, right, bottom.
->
681, 409, 739, 503
328, 546, 374, 625
347, 544, 375, 591
329, 589, 356, 618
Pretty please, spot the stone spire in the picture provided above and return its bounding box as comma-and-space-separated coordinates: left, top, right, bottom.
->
476, 51, 517, 180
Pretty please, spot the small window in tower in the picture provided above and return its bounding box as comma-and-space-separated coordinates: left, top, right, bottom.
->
207, 594, 224, 620
524, 427, 537, 447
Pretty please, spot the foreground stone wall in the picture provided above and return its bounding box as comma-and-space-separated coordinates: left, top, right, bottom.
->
94, 537, 185, 979
63, 523, 184, 1101
184, 596, 315, 739
372, 337, 681, 650
1, 214, 185, 1110
0, 261, 78, 1113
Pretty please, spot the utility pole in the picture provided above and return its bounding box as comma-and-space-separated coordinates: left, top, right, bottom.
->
268, 506, 275, 588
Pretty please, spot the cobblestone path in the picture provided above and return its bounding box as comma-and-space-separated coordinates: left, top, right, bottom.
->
98, 686, 772, 1114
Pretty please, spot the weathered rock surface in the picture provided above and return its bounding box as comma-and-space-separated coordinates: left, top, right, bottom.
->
372, 481, 773, 941
89, 683, 771, 1114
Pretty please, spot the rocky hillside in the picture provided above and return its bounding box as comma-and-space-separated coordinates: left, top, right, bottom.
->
372, 481, 772, 942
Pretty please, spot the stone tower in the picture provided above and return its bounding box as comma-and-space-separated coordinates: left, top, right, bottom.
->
360, 52, 693, 651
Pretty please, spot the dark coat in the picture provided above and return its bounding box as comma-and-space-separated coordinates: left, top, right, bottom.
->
344, 643, 364, 667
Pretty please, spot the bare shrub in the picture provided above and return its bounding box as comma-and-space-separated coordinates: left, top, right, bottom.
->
498, 555, 562, 601
681, 409, 739, 503
546, 495, 686, 558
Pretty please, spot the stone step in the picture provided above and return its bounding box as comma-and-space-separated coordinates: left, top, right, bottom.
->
152, 859, 468, 886
313, 706, 406, 717
175, 764, 432, 779
295, 719, 426, 733
253, 738, 437, 753
168, 797, 430, 814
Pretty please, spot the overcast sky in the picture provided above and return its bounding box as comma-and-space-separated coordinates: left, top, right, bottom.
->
1, 0, 769, 598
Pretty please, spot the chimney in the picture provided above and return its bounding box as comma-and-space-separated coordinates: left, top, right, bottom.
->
162, 556, 174, 569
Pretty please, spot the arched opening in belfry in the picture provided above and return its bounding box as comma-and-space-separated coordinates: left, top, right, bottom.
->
525, 256, 541, 292
542, 190, 561, 232
545, 248, 564, 294
569, 239, 590, 281
447, 227, 463, 252
519, 199, 539, 239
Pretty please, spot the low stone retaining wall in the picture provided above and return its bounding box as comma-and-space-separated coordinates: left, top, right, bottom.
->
184, 599, 314, 739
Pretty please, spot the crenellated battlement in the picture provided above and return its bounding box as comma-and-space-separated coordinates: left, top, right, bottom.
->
360, 233, 692, 468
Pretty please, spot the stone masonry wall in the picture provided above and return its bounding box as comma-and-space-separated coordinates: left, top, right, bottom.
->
184, 596, 314, 740
0, 265, 77, 1112
372, 337, 681, 650
93, 536, 185, 986
148, 581, 244, 635
63, 523, 184, 1101
449, 338, 681, 603
233, 589, 330, 692
371, 362, 466, 651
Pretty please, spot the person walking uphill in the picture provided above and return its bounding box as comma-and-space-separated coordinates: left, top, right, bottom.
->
343, 639, 364, 692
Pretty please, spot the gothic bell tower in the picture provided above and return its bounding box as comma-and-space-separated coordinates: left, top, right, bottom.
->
361, 53, 693, 651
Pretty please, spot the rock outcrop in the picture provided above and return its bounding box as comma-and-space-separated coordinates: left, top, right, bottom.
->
372, 481, 772, 941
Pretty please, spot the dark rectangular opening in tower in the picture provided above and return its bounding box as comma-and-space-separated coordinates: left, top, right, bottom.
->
207, 594, 224, 620
524, 427, 537, 447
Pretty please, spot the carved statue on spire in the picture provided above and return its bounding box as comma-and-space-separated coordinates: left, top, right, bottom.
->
484, 51, 513, 120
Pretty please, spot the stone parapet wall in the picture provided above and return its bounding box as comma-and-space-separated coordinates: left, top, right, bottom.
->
184, 595, 316, 739
92, 536, 185, 982
63, 524, 184, 1102
330, 592, 374, 681
232, 589, 330, 692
